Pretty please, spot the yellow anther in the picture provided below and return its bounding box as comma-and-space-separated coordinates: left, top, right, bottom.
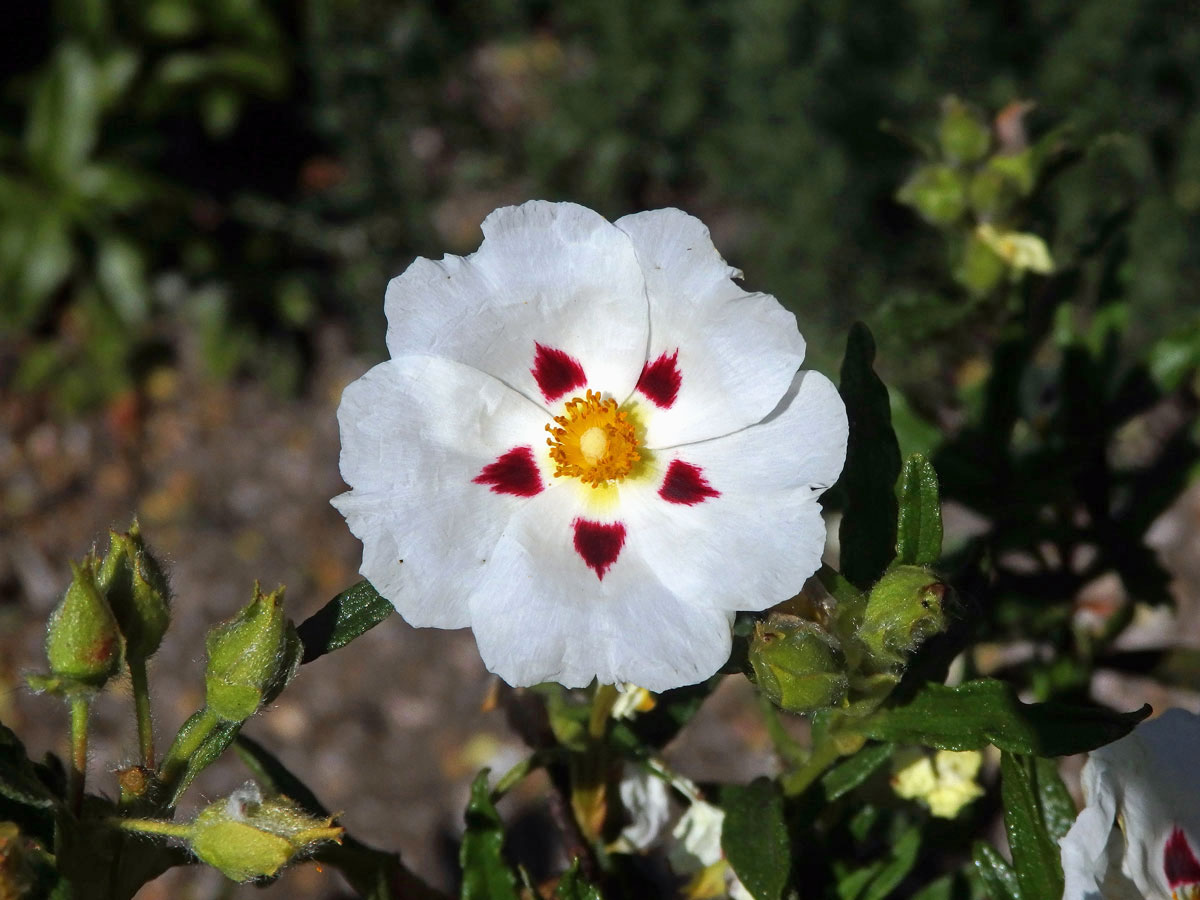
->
546, 390, 640, 487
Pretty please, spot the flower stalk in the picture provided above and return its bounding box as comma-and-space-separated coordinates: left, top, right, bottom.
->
68, 696, 90, 815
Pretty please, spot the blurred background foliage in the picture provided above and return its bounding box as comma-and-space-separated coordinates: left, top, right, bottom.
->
2, 0, 1198, 412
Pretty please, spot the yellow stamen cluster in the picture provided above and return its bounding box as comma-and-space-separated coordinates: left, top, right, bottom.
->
546, 390, 640, 487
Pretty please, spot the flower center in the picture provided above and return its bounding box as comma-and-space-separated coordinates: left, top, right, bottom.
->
546, 390, 640, 487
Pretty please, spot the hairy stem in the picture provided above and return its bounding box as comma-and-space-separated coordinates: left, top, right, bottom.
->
69, 696, 90, 815
129, 657, 155, 768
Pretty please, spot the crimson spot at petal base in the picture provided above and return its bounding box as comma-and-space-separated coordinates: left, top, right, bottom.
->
573, 519, 626, 580
474, 447, 543, 497
636, 350, 681, 408
531, 342, 587, 402
1165, 827, 1200, 889
659, 460, 720, 505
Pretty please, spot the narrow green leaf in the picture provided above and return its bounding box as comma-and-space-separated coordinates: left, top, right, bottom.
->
298, 580, 394, 664
162, 710, 241, 805
554, 859, 603, 900
821, 742, 895, 802
851, 679, 1149, 755
461, 770, 520, 900
1034, 757, 1077, 844
838, 323, 903, 590
25, 43, 103, 177
894, 454, 943, 566
859, 825, 922, 900
1000, 753, 1064, 900
722, 777, 791, 900
972, 842, 1022, 900
0, 722, 57, 809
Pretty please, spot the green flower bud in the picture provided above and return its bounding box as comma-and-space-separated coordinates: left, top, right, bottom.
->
857, 566, 948, 669
204, 585, 301, 722
896, 164, 967, 227
749, 615, 848, 713
187, 782, 343, 882
96, 520, 171, 662
938, 97, 991, 164
953, 231, 1007, 297
44, 557, 122, 690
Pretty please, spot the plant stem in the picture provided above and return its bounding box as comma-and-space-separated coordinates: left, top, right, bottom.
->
111, 817, 192, 840
129, 656, 155, 768
156, 706, 220, 802
69, 696, 91, 815
588, 683, 619, 739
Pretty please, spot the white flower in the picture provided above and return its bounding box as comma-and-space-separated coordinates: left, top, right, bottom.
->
333, 201, 848, 691
615, 765, 671, 852
1060, 708, 1200, 900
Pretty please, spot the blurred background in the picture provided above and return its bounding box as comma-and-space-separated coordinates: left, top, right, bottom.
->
2, 0, 1199, 897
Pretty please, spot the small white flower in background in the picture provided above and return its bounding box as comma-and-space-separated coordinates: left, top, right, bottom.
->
615, 765, 670, 852
890, 748, 985, 819
669, 799, 752, 900
1060, 708, 1200, 900
611, 683, 657, 720
333, 201, 848, 691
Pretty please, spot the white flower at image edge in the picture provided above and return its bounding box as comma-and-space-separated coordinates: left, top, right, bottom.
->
333, 201, 848, 691
1060, 708, 1200, 900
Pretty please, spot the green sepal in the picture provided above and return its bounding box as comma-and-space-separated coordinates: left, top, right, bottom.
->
938, 97, 991, 164
44, 556, 123, 691
749, 616, 849, 714
96, 520, 171, 662
856, 567, 948, 669
896, 164, 968, 226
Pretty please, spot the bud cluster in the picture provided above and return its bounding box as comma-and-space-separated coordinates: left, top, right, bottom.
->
895, 96, 1054, 296
749, 565, 950, 716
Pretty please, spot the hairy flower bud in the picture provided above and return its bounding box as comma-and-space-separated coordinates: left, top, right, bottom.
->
44, 556, 122, 690
187, 782, 343, 882
938, 97, 991, 164
857, 566, 948, 669
749, 614, 849, 713
96, 520, 171, 662
204, 585, 301, 722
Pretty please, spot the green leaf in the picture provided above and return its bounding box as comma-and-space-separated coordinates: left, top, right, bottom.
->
96, 236, 149, 324
159, 708, 242, 805
894, 454, 943, 567
838, 323, 902, 591
0, 722, 57, 809
1000, 753, 1064, 900
840, 824, 921, 900
851, 679, 1149, 755
972, 842, 1022, 900
554, 859, 603, 900
722, 777, 791, 900
461, 770, 520, 900
25, 43, 103, 178
1033, 757, 1076, 844
297, 580, 394, 664
820, 742, 895, 802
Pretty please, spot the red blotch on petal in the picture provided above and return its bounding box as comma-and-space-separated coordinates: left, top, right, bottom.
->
473, 447, 543, 497
1165, 827, 1200, 889
636, 349, 682, 408
531, 342, 587, 402
659, 459, 720, 505
572, 519, 626, 580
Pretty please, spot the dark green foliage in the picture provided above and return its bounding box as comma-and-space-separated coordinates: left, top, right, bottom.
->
460, 771, 521, 900
297, 579, 394, 664
722, 777, 791, 900
999, 753, 1065, 900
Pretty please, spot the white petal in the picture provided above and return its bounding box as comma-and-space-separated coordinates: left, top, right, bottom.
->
615, 208, 807, 447
1079, 708, 1200, 899
385, 201, 649, 409
467, 485, 734, 691
332, 356, 549, 628
620, 370, 847, 611
618, 765, 671, 851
